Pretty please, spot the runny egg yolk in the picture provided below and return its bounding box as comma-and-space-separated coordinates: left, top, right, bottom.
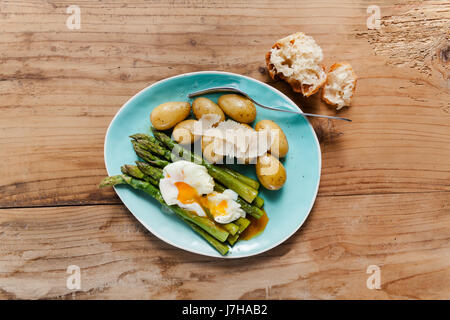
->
174, 182, 229, 219
175, 181, 201, 205
210, 199, 228, 217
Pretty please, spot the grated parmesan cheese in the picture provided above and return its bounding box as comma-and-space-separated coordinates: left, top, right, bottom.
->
193, 116, 272, 163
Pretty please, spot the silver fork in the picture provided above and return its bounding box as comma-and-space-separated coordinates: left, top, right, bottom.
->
188, 87, 352, 122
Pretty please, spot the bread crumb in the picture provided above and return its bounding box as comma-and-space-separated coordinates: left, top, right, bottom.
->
322, 63, 357, 110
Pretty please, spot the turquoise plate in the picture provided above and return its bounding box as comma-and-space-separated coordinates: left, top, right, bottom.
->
104, 71, 321, 258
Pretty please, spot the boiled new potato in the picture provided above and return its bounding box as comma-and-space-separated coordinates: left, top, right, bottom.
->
201, 136, 223, 164
240, 123, 254, 131
192, 97, 225, 122
256, 153, 286, 190
255, 120, 289, 158
150, 102, 191, 130
172, 119, 200, 145
217, 94, 256, 123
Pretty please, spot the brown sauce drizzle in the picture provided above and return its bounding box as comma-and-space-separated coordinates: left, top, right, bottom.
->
240, 210, 269, 240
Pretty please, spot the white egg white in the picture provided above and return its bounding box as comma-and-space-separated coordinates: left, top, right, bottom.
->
160, 160, 214, 217
206, 189, 246, 224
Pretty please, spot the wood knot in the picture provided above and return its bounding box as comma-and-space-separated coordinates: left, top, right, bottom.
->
438, 45, 449, 64
312, 119, 343, 144
328, 245, 346, 261
431, 41, 450, 86
119, 73, 131, 81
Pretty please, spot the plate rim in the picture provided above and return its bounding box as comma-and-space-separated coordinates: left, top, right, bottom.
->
104, 70, 322, 259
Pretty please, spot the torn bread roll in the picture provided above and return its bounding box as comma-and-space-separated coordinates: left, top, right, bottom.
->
321, 62, 357, 110
266, 32, 326, 97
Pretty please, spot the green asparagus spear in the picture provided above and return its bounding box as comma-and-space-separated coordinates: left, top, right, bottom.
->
252, 196, 264, 208
215, 168, 264, 208
131, 133, 170, 154
121, 165, 159, 186
130, 133, 163, 146
99, 175, 229, 243
197, 206, 238, 236
217, 168, 264, 208
214, 183, 263, 219
227, 218, 251, 246
207, 166, 258, 204
235, 217, 251, 233
152, 128, 202, 163
184, 219, 229, 255
135, 139, 173, 162
219, 166, 260, 190
152, 129, 259, 203
227, 233, 240, 246
132, 141, 169, 168
219, 221, 239, 236
135, 161, 164, 180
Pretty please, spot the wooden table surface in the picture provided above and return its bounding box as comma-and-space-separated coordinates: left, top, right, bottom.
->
0, 0, 449, 300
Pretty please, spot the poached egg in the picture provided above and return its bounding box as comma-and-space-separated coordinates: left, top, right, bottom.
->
159, 160, 245, 224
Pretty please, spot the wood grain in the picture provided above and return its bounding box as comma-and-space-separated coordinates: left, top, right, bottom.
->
0, 0, 448, 207
0, 0, 449, 299
0, 192, 448, 299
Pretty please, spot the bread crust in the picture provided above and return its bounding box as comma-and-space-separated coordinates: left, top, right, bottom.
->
321, 62, 357, 109
265, 43, 326, 97
265, 50, 278, 80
